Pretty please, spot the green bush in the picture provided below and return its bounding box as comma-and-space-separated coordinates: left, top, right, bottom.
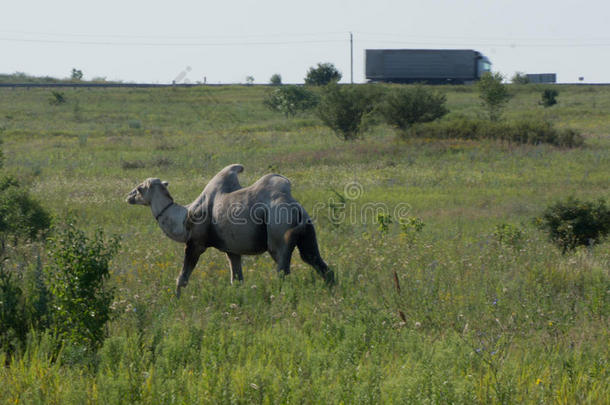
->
263, 85, 319, 117
478, 72, 511, 121
269, 74, 282, 85
0, 255, 51, 356
399, 216, 425, 245
304, 63, 342, 86
540, 89, 559, 107
0, 176, 52, 253
406, 117, 584, 147
45, 222, 120, 350
375, 213, 392, 234
316, 84, 382, 141
379, 86, 448, 132
49, 91, 67, 106
536, 197, 610, 253
493, 223, 523, 248
511, 72, 529, 84
0, 262, 28, 354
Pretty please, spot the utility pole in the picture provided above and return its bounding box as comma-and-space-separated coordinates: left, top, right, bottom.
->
350, 32, 354, 84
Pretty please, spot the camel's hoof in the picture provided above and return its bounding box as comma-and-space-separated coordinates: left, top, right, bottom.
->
176, 280, 186, 298
324, 270, 336, 286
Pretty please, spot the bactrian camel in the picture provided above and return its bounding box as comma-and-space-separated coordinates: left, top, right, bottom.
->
126, 164, 334, 297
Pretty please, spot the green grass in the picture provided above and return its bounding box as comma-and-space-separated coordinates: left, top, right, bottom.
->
1, 84, 609, 404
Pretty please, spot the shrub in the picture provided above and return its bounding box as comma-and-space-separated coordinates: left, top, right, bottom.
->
0, 253, 51, 356
71, 68, 83, 81
376, 213, 392, 234
511, 120, 582, 146
45, 222, 120, 350
49, 91, 67, 105
0, 176, 52, 254
0, 262, 28, 354
493, 223, 523, 248
540, 89, 558, 107
399, 216, 425, 245
536, 197, 610, 253
269, 74, 282, 85
304, 63, 342, 86
316, 83, 382, 141
478, 72, 511, 121
511, 72, 529, 84
263, 86, 319, 117
406, 117, 584, 147
379, 86, 448, 132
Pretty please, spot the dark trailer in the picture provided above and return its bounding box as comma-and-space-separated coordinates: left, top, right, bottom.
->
365, 49, 491, 84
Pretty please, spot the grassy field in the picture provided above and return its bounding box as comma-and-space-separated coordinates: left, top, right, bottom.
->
0, 84, 608, 404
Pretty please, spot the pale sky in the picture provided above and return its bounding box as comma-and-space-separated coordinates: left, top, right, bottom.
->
2, 0, 609, 84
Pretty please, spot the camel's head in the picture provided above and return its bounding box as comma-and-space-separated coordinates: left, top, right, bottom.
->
126, 178, 170, 205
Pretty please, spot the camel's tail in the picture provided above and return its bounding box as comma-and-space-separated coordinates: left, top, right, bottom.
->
293, 219, 335, 285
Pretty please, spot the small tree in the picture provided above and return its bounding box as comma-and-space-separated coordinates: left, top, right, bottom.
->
46, 222, 120, 350
245, 76, 255, 85
478, 72, 511, 121
536, 197, 610, 253
263, 85, 319, 117
71, 68, 83, 81
540, 89, 558, 107
305, 63, 342, 86
511, 72, 529, 84
269, 74, 282, 85
317, 83, 381, 141
0, 176, 52, 254
379, 86, 448, 132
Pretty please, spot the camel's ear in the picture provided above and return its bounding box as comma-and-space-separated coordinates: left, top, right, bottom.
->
162, 181, 169, 188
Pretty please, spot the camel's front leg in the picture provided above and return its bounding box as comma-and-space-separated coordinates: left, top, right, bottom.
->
226, 252, 243, 284
176, 242, 205, 298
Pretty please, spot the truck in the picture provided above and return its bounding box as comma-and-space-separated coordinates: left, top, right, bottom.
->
526, 73, 556, 84
365, 49, 492, 84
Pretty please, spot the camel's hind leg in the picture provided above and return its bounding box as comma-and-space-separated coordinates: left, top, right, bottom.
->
268, 228, 297, 276
226, 252, 243, 284
297, 222, 335, 284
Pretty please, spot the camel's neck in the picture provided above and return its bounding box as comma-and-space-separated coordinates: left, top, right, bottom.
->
150, 192, 189, 243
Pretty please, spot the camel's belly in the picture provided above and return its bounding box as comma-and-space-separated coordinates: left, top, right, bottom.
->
209, 222, 267, 255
